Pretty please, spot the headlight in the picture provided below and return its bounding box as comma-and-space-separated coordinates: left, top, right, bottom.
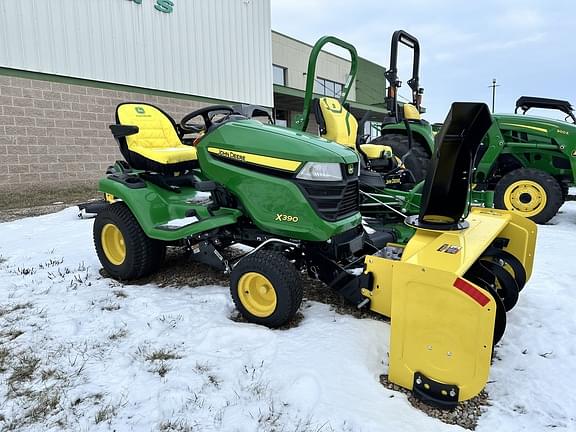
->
296, 162, 342, 181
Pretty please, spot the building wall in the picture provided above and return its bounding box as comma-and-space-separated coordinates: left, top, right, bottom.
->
356, 58, 386, 106
0, 73, 212, 192
0, 0, 273, 107
272, 32, 357, 101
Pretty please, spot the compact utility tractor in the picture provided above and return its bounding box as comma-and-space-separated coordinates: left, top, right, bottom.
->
369, 30, 435, 184
395, 95, 576, 224
475, 96, 576, 223
90, 96, 537, 407
365, 30, 576, 224
395, 96, 576, 224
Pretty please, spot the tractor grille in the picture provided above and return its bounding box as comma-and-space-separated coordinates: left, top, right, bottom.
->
296, 180, 359, 221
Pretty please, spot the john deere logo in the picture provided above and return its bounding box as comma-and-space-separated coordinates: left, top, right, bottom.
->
572, 150, 576, 157
347, 164, 354, 175
218, 150, 246, 162
135, 107, 146, 114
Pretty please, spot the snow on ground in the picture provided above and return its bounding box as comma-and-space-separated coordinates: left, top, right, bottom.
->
0, 204, 575, 431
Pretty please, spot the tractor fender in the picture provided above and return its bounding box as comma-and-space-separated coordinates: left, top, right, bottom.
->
97, 177, 242, 241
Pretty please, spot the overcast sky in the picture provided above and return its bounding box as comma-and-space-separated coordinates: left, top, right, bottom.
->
271, 0, 576, 122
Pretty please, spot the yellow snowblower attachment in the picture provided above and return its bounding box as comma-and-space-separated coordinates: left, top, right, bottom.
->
360, 103, 538, 407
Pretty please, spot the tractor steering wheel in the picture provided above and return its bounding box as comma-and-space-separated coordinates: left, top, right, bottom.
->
179, 105, 236, 134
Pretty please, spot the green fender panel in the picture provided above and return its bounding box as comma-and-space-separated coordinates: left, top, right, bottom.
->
98, 178, 242, 242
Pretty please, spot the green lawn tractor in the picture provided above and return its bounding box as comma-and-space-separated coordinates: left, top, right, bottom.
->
90, 96, 537, 408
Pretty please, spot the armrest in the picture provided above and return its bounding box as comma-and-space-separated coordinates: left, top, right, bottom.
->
109, 124, 139, 138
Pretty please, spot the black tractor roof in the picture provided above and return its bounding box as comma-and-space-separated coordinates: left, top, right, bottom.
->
516, 96, 573, 114
515, 96, 575, 123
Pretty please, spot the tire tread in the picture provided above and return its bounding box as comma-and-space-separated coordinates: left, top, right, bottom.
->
230, 251, 303, 328
93, 202, 165, 280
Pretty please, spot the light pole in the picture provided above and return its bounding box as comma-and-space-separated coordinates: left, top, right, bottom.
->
489, 78, 500, 113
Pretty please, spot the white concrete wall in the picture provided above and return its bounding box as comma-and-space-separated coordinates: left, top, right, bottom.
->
272, 31, 356, 101
0, 0, 273, 107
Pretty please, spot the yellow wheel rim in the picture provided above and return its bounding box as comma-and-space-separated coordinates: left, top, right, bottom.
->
101, 224, 126, 266
237, 272, 277, 318
503, 180, 547, 217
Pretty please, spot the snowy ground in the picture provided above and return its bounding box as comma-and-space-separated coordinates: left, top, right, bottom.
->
0, 203, 575, 432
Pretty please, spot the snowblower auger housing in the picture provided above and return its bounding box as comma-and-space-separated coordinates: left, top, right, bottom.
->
358, 103, 538, 406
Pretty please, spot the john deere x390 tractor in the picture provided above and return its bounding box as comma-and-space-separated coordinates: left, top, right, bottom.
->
91, 83, 536, 406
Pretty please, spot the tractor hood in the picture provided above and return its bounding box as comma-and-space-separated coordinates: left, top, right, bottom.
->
201, 119, 359, 165
494, 114, 576, 138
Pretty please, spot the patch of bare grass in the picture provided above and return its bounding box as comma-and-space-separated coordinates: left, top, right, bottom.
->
0, 302, 33, 318
108, 328, 128, 341
145, 348, 182, 362
7, 354, 40, 388
94, 404, 117, 424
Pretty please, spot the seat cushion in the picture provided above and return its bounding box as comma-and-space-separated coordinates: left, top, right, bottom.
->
116, 103, 198, 168
137, 145, 197, 165
360, 144, 392, 159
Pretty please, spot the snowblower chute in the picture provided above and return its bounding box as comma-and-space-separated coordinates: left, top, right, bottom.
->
359, 103, 537, 406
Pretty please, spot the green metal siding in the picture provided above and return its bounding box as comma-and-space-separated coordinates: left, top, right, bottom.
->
355, 58, 386, 106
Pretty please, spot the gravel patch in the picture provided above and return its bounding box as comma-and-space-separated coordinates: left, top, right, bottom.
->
380, 375, 489, 430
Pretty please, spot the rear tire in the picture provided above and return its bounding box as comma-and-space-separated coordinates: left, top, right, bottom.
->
93, 202, 166, 280
230, 251, 303, 328
369, 134, 430, 183
494, 168, 563, 224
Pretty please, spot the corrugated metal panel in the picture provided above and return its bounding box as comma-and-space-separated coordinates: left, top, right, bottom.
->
0, 0, 273, 106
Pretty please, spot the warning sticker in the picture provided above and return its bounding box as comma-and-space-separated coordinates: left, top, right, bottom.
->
437, 243, 462, 254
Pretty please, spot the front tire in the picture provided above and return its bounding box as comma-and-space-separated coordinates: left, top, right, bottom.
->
494, 168, 562, 224
93, 202, 166, 280
230, 251, 303, 328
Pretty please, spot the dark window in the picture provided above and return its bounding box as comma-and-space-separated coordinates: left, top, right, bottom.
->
314, 77, 344, 98
273, 65, 287, 86
274, 109, 288, 127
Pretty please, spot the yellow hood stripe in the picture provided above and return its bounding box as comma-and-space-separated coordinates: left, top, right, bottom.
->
500, 123, 548, 133
208, 147, 302, 172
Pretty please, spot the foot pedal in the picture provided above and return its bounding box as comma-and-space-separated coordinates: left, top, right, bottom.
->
194, 181, 217, 192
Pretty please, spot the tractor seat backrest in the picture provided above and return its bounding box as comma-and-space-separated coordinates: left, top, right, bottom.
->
112, 103, 198, 173
403, 103, 421, 121
117, 103, 182, 151
313, 97, 358, 149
